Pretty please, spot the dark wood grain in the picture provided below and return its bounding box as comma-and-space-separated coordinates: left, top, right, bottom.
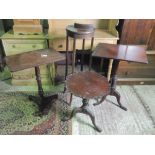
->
92, 43, 148, 111
5, 48, 65, 115
65, 23, 95, 77
64, 23, 109, 132
5, 48, 65, 72
66, 24, 95, 39
92, 43, 148, 64
66, 71, 110, 99
116, 19, 155, 81
120, 19, 154, 46
148, 23, 155, 50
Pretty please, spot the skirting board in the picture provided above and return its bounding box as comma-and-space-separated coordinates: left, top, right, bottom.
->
118, 78, 155, 85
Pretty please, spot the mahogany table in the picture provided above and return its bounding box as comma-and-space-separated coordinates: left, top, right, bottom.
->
5, 48, 65, 115
92, 43, 148, 111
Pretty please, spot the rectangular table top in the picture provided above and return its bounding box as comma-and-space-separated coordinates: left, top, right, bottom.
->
92, 43, 148, 64
5, 48, 65, 72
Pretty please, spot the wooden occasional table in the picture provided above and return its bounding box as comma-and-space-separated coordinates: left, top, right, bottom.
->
5, 48, 65, 115
92, 43, 148, 111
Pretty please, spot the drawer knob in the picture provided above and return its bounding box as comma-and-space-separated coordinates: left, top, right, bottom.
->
32, 45, 36, 48
58, 44, 63, 48
125, 71, 129, 76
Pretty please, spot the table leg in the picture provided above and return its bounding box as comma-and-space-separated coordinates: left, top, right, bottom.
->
62, 98, 102, 132
29, 66, 58, 115
107, 59, 113, 81
65, 35, 69, 79
81, 39, 85, 71
100, 58, 104, 73
64, 35, 69, 93
110, 60, 127, 111
93, 95, 107, 106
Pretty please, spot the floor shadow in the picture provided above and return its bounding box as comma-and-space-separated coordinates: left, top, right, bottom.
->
105, 98, 120, 108
75, 115, 96, 130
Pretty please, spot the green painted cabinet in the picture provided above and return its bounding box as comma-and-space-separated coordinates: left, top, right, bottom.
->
1, 31, 55, 87
2, 39, 47, 56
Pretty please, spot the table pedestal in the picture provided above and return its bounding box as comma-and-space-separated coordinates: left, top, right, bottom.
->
93, 60, 127, 111
92, 43, 148, 111
109, 88, 127, 111
110, 60, 127, 111
29, 66, 58, 115
63, 98, 102, 132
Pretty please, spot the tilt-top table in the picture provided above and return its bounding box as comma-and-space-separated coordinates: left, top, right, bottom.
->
92, 43, 148, 111
5, 48, 65, 115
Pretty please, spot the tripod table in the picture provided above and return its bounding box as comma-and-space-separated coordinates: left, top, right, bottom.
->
5, 48, 65, 115
92, 43, 148, 110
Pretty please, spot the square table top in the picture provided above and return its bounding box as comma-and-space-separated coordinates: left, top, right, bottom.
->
5, 48, 65, 72
92, 43, 148, 64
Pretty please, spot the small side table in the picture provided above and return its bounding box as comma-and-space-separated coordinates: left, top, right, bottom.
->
5, 48, 65, 115
92, 43, 148, 111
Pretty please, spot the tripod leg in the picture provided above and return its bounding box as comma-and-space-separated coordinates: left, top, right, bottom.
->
93, 95, 107, 106
82, 99, 102, 132
111, 90, 127, 111
69, 93, 73, 106
83, 107, 102, 132
62, 107, 82, 121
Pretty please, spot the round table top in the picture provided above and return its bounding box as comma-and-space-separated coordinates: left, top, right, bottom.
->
66, 71, 110, 99
66, 25, 95, 35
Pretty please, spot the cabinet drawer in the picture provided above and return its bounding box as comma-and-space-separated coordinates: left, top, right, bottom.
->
118, 54, 155, 78
118, 67, 155, 78
2, 39, 47, 56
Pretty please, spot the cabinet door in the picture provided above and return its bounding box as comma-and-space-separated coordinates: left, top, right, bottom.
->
120, 19, 154, 45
